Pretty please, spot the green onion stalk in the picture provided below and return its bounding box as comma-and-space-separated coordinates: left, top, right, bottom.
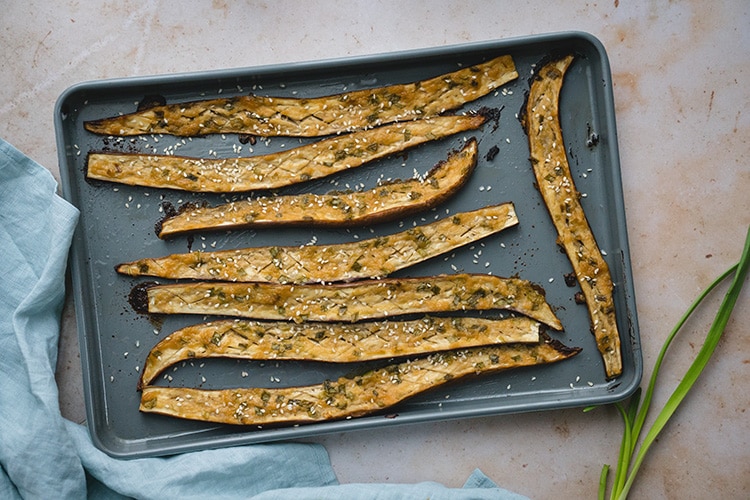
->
589, 225, 750, 500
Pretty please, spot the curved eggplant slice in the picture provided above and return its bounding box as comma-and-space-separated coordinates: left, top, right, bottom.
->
522, 55, 622, 379
134, 273, 563, 330
119, 202, 518, 284
85, 55, 517, 137
138, 315, 542, 388
157, 138, 479, 238
86, 115, 486, 192
139, 336, 580, 426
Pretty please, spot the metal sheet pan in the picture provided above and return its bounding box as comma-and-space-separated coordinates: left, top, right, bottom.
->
55, 31, 641, 458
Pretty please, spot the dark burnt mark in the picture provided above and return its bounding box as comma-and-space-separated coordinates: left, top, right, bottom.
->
568, 146, 579, 166
238, 134, 256, 145
541, 331, 582, 357
586, 123, 599, 148
485, 145, 500, 162
564, 272, 577, 287
128, 281, 159, 314
137, 94, 167, 111
154, 201, 177, 236
476, 106, 503, 132
162, 200, 178, 217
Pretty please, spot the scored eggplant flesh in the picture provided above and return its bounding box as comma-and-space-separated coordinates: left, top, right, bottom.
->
119, 202, 518, 284
138, 315, 542, 388
133, 273, 563, 330
140, 336, 580, 426
85, 55, 517, 137
86, 115, 486, 192
522, 55, 622, 379
157, 138, 479, 238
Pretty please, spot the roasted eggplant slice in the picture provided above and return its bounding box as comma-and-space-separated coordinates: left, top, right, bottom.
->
157, 138, 479, 238
119, 203, 518, 284
138, 315, 542, 388
139, 336, 580, 425
131, 273, 563, 329
85, 55, 517, 137
522, 55, 622, 379
86, 115, 486, 192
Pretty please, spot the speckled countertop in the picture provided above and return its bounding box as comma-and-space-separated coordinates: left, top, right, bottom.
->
2, 1, 748, 498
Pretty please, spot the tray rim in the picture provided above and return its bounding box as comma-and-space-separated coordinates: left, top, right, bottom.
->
55, 30, 642, 459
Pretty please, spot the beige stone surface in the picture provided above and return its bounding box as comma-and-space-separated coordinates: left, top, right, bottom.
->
2, 1, 748, 498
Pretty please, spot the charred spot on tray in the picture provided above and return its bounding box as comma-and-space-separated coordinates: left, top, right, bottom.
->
128, 282, 158, 314
162, 201, 178, 218
564, 272, 578, 287
238, 134, 256, 145
476, 106, 503, 132
137, 94, 167, 111
485, 145, 500, 162
568, 146, 580, 166
586, 123, 599, 148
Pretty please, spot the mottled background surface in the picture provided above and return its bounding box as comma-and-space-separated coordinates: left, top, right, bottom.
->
2, 1, 748, 498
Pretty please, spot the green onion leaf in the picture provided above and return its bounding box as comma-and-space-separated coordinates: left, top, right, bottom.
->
596, 225, 750, 499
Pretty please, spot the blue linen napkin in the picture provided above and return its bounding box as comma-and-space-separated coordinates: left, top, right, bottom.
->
0, 137, 528, 499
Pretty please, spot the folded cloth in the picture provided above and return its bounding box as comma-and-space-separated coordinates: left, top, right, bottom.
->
0, 137, 528, 500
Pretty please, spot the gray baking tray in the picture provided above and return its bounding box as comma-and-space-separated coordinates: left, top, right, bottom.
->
55, 31, 641, 458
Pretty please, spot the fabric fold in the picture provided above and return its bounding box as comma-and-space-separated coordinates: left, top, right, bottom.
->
0, 138, 85, 499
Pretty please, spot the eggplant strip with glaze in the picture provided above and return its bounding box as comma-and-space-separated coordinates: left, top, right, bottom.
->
522, 55, 622, 379
157, 138, 479, 238
138, 315, 542, 388
131, 273, 563, 329
119, 203, 518, 284
139, 336, 580, 425
85, 55, 517, 137
86, 115, 486, 192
